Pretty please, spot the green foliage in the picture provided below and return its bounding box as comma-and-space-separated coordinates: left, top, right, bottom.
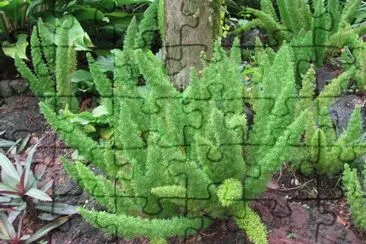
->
251, 39, 366, 176
238, 0, 365, 73
15, 18, 79, 112
38, 17, 335, 241
342, 162, 366, 230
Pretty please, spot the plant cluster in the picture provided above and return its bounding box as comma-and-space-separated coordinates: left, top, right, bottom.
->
246, 38, 366, 175
236, 0, 365, 81
12, 1, 366, 242
33, 16, 364, 243
15, 0, 158, 115
343, 158, 366, 231
0, 143, 76, 243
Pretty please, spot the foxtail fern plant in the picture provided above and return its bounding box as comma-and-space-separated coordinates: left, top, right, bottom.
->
31, 22, 365, 243
36, 17, 324, 242
15, 18, 79, 112
250, 39, 366, 175
15, 0, 159, 114
238, 0, 365, 75
343, 161, 366, 230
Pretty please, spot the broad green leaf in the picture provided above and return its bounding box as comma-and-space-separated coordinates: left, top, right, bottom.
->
25, 188, 52, 201
41, 15, 94, 51
92, 105, 109, 117
71, 70, 93, 84
0, 1, 9, 8
2, 34, 29, 60
100, 128, 113, 140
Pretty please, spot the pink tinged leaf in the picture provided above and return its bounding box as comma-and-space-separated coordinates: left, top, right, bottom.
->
0, 212, 11, 240
23, 145, 37, 190
25, 188, 52, 201
0, 212, 15, 239
20, 234, 31, 241
0, 183, 17, 192
34, 166, 46, 181
40, 179, 54, 193
24, 216, 69, 244
0, 153, 20, 184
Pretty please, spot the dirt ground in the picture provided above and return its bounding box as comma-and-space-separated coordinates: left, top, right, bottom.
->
0, 80, 365, 244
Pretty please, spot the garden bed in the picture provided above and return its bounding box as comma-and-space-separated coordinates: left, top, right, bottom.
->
1, 79, 364, 243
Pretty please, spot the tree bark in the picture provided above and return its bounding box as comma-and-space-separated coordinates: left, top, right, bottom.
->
163, 0, 214, 91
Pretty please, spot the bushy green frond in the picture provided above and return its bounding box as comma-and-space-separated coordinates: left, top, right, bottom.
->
355, 42, 366, 90
87, 53, 113, 112
37, 19, 56, 71
40, 102, 119, 176
30, 26, 54, 94
78, 208, 211, 240
158, 0, 165, 37
135, 0, 158, 50
295, 65, 316, 116
15, 55, 43, 97
339, 0, 361, 28
55, 22, 78, 111
234, 206, 268, 244
277, 0, 293, 31
245, 8, 289, 42
123, 16, 138, 51
343, 164, 366, 230
64, 160, 135, 214
328, 0, 341, 33
260, 0, 278, 21
217, 178, 243, 207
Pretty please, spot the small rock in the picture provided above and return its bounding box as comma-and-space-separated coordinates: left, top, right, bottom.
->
315, 67, 338, 93
329, 95, 365, 133
9, 79, 29, 94
0, 80, 12, 98
240, 28, 261, 48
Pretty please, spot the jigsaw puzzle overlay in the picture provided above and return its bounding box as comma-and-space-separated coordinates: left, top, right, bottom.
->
1, 0, 366, 243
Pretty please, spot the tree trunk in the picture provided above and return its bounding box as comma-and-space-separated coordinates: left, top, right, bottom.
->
162, 0, 214, 91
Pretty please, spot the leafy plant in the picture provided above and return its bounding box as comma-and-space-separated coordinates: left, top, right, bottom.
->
0, 0, 31, 59
15, 0, 159, 117
34, 10, 339, 241
0, 210, 68, 244
27, 0, 153, 50
15, 17, 79, 112
235, 0, 365, 76
0, 142, 76, 243
0, 144, 76, 218
342, 160, 366, 230
250, 39, 366, 175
